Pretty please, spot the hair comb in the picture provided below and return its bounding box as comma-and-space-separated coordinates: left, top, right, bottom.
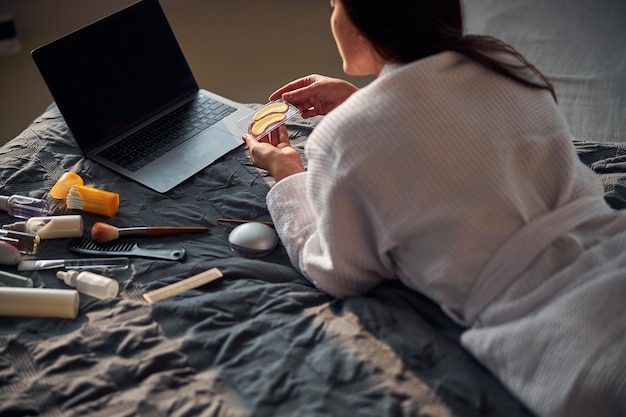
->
69, 238, 185, 261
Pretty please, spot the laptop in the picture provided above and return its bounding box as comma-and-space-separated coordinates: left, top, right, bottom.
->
31, 0, 252, 193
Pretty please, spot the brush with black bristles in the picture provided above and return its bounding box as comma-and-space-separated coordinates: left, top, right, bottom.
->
91, 222, 209, 243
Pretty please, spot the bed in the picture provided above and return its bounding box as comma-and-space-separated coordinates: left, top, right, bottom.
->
1, 0, 624, 416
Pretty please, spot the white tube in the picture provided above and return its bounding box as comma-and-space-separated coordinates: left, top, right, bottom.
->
27, 215, 83, 239
0, 287, 79, 319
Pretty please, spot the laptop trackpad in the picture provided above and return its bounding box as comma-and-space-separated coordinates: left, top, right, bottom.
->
169, 128, 243, 168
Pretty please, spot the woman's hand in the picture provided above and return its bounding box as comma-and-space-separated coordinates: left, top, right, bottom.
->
269, 74, 359, 118
243, 124, 305, 183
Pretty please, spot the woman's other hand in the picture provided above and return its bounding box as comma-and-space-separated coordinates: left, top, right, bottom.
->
243, 124, 305, 183
269, 74, 358, 118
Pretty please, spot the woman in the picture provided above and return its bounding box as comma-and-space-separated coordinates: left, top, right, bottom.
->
243, 1, 626, 416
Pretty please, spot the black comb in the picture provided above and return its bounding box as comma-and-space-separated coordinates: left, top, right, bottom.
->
69, 238, 185, 261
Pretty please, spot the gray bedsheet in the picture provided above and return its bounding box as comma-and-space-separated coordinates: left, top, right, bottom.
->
1, 102, 625, 416
0, 106, 536, 417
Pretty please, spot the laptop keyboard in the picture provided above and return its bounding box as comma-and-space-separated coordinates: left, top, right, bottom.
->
97, 95, 237, 172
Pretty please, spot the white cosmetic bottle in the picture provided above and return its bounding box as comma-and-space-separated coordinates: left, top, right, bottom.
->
3, 215, 83, 239
0, 287, 79, 319
56, 270, 119, 300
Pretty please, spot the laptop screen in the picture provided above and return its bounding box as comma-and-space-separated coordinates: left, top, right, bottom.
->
32, 0, 198, 151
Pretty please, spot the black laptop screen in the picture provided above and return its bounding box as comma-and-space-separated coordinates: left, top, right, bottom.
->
31, 0, 198, 151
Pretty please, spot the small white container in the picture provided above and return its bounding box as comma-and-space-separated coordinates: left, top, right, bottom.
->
56, 270, 119, 300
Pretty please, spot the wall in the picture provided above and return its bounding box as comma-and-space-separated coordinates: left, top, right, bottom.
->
0, 0, 373, 145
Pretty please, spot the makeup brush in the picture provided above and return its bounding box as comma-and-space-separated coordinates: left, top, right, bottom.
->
91, 222, 209, 243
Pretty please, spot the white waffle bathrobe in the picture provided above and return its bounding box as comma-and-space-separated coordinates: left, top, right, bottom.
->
266, 52, 626, 417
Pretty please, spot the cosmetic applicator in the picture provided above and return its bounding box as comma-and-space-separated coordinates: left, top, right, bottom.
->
66, 185, 119, 217
91, 222, 209, 243
51, 172, 120, 217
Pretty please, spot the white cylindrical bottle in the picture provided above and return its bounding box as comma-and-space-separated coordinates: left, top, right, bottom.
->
56, 270, 119, 300
0, 287, 79, 319
3, 215, 84, 239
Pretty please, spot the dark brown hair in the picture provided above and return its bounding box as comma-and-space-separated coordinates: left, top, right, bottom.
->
340, 0, 557, 101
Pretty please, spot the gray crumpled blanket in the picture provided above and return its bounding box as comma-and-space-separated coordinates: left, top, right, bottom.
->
1, 103, 624, 416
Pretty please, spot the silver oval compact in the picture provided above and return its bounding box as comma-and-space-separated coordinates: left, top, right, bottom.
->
228, 222, 278, 258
